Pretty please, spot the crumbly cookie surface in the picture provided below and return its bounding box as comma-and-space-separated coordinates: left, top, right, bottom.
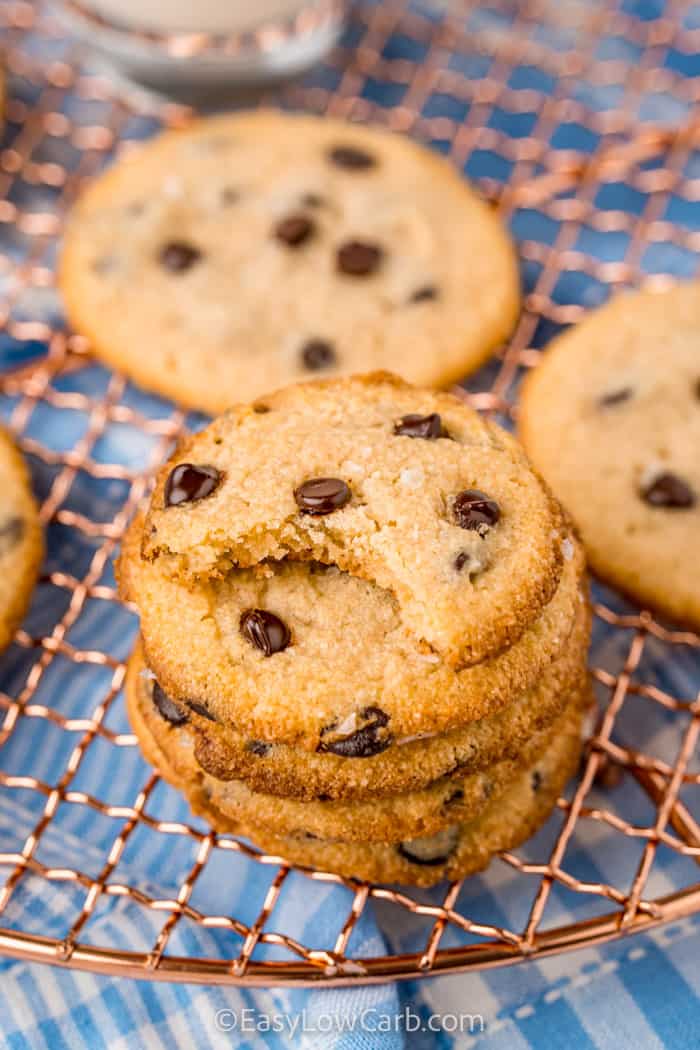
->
0, 428, 43, 652
127, 639, 589, 842
59, 110, 520, 414
120, 507, 584, 749
139, 374, 567, 669
519, 283, 700, 628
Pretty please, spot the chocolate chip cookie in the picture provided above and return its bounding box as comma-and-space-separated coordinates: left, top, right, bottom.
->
519, 283, 700, 629
128, 647, 586, 885
0, 427, 43, 652
127, 635, 590, 841
242, 699, 584, 885
60, 111, 520, 414
120, 504, 582, 756
140, 373, 567, 672
121, 515, 587, 782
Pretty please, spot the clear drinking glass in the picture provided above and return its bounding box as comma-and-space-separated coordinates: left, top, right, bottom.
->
58, 0, 346, 88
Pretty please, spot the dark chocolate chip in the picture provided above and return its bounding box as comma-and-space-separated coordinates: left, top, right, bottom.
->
397, 826, 459, 866
302, 193, 325, 208
599, 387, 633, 407
0, 516, 24, 556
253, 403, 270, 414
152, 682, 189, 726
317, 706, 392, 758
301, 338, 336, 371
531, 770, 542, 792
294, 477, 351, 515
221, 186, 239, 205
393, 413, 446, 439
336, 240, 383, 277
327, 145, 376, 171
409, 285, 439, 304
187, 700, 217, 722
274, 214, 315, 247
317, 793, 331, 802
164, 463, 221, 507
445, 787, 464, 805
246, 739, 272, 757
454, 551, 471, 572
640, 472, 695, 509
453, 489, 501, 534
240, 609, 291, 657
159, 241, 202, 273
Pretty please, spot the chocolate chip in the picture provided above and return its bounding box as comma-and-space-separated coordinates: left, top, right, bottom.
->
240, 609, 291, 657
445, 787, 464, 805
453, 490, 501, 534
302, 193, 325, 208
393, 413, 445, 439
409, 285, 439, 304
187, 700, 217, 722
152, 682, 189, 727
0, 516, 24, 556
599, 387, 633, 407
274, 214, 315, 247
246, 739, 272, 757
454, 551, 471, 572
328, 145, 376, 171
164, 463, 221, 507
317, 706, 392, 758
301, 339, 336, 371
397, 826, 459, 866
253, 403, 270, 414
531, 770, 542, 792
220, 186, 239, 205
317, 793, 331, 802
294, 477, 351, 515
159, 241, 202, 273
640, 472, 695, 509
336, 240, 383, 277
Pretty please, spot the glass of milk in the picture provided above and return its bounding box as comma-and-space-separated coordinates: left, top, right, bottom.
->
58, 0, 345, 87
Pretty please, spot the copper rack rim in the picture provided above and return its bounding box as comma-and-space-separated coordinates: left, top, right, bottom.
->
1, 0, 700, 986
2, 876, 700, 986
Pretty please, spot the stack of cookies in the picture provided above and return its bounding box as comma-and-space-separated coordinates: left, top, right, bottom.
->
119, 373, 591, 886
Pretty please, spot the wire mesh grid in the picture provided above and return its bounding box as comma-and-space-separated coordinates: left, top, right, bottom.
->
0, 0, 698, 986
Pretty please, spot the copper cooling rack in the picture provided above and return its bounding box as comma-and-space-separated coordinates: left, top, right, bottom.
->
0, 0, 699, 986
